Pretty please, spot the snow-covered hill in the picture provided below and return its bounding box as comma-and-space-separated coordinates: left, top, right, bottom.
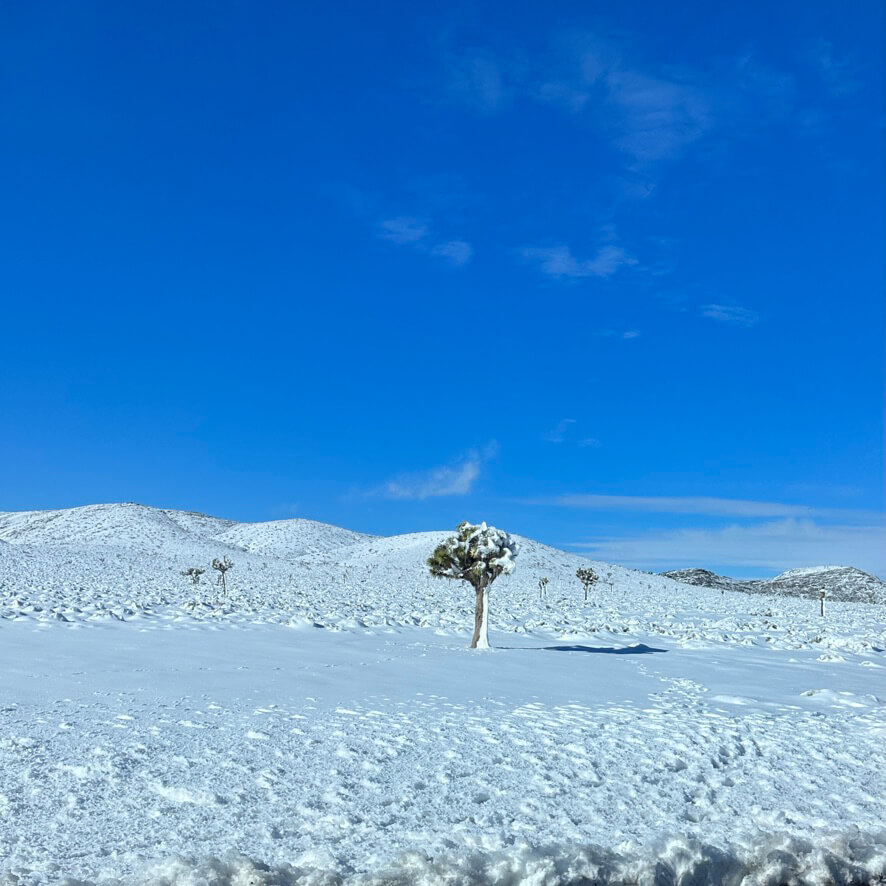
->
661, 565, 886, 604
0, 502, 234, 551
214, 518, 373, 558
0, 502, 370, 560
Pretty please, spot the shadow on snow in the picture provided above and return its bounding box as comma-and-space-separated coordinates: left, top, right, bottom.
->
498, 643, 668, 655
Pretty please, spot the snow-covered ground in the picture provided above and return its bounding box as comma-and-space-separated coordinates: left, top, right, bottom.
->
1, 504, 884, 884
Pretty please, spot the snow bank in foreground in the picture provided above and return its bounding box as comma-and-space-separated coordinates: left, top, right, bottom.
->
69, 829, 886, 886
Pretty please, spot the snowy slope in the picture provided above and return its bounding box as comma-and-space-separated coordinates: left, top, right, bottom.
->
0, 503, 371, 562
214, 518, 373, 559
1, 503, 885, 885
0, 502, 234, 553
662, 565, 886, 604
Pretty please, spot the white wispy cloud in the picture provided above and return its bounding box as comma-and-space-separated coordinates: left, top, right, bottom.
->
527, 493, 876, 521
598, 328, 641, 340
602, 70, 713, 165
522, 244, 637, 280
375, 443, 498, 500
430, 239, 473, 267
542, 418, 576, 443
700, 303, 760, 326
383, 460, 480, 500
442, 30, 805, 178
378, 218, 473, 267
568, 518, 885, 576
377, 217, 429, 244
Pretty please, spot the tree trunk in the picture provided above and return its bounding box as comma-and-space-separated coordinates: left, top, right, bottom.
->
471, 585, 484, 648
470, 578, 491, 650
477, 588, 490, 649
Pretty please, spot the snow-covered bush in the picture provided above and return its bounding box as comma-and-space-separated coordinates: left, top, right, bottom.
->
181, 566, 205, 585
427, 521, 519, 649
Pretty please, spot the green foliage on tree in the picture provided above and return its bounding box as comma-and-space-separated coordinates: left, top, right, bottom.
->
576, 566, 598, 603
428, 521, 519, 649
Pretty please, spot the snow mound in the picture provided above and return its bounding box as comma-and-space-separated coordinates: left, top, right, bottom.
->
85, 829, 886, 885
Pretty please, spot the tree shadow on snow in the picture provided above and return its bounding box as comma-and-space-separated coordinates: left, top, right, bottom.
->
519, 643, 667, 655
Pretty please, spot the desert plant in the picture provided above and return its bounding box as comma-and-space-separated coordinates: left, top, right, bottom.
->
181, 567, 205, 586
428, 521, 519, 649
211, 556, 234, 599
576, 566, 598, 603
538, 576, 550, 599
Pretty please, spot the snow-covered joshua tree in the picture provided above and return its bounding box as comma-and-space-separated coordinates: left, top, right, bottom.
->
427, 521, 519, 649
211, 556, 234, 599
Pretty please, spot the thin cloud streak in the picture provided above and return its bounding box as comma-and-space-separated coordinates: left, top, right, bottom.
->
431, 239, 473, 266
528, 493, 879, 521
542, 418, 576, 443
567, 519, 886, 576
700, 304, 760, 326
377, 217, 473, 267
377, 217, 428, 244
522, 244, 637, 279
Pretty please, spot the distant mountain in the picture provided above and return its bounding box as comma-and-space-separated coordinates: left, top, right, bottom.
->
660, 566, 886, 604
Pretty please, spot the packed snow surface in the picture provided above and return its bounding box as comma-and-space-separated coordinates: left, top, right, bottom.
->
1, 504, 884, 885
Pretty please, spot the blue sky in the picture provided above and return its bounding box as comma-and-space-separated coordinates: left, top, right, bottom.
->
1, 0, 883, 576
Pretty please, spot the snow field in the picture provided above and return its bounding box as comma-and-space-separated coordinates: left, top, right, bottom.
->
1, 621, 885, 884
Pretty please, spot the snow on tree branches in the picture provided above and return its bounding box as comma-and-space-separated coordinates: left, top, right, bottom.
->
576, 566, 598, 603
427, 521, 519, 649
211, 556, 234, 599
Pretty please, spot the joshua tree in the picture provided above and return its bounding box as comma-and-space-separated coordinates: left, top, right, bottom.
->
211, 556, 234, 599
538, 576, 550, 599
181, 566, 205, 586
819, 590, 826, 617
576, 566, 598, 603
428, 521, 519, 649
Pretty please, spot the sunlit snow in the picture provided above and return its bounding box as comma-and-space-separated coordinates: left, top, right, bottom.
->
0, 503, 883, 885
